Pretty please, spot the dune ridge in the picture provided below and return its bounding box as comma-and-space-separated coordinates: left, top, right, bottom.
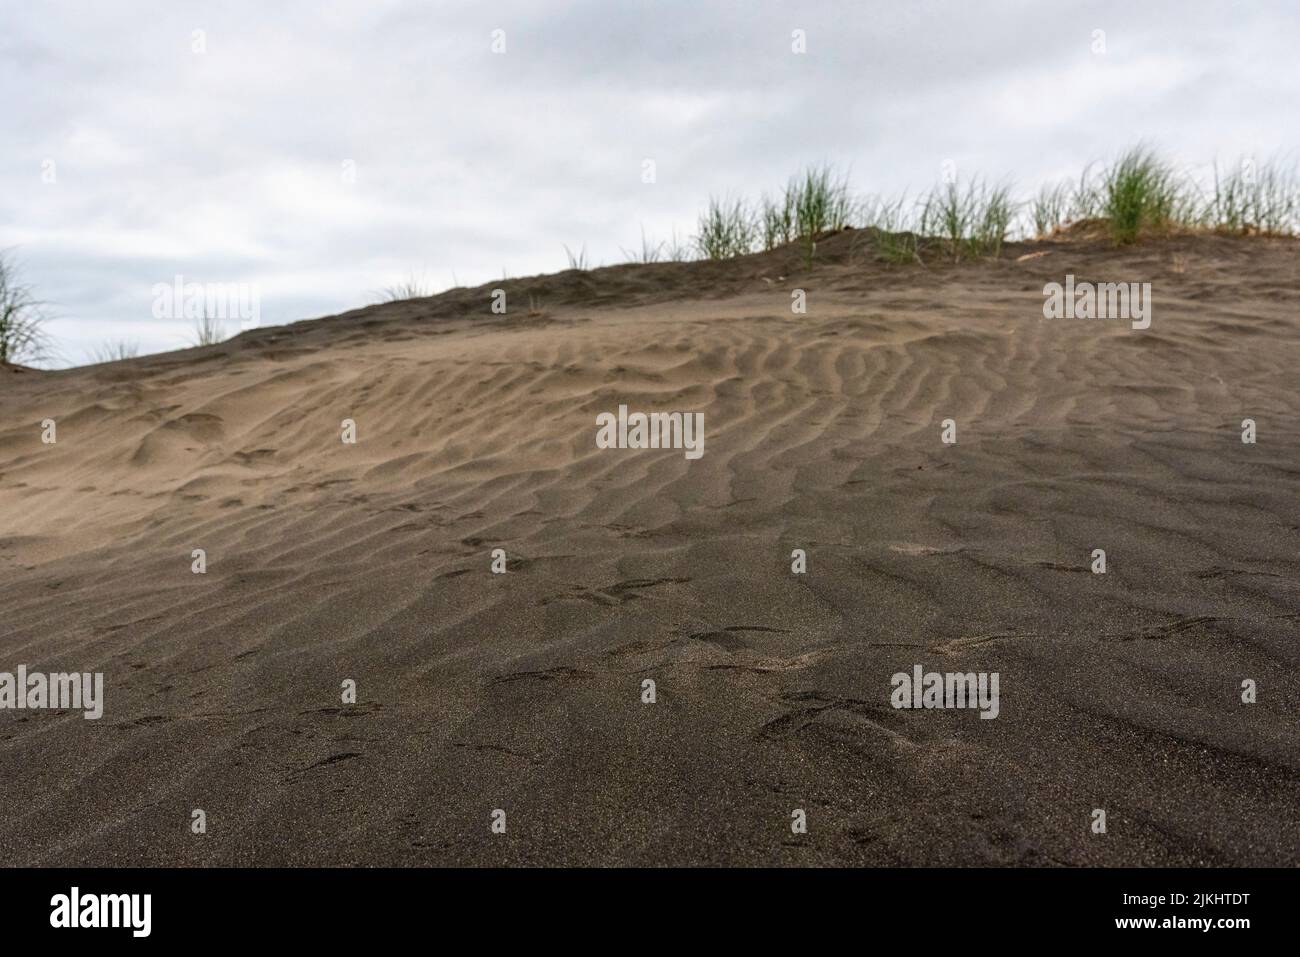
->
1, 231, 1298, 865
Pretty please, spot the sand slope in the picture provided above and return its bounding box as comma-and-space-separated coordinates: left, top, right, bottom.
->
1, 231, 1298, 865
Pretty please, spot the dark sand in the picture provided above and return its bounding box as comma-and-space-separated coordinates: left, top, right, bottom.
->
1, 231, 1298, 865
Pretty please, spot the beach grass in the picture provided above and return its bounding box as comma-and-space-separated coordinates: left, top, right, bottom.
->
91, 340, 140, 363
188, 313, 227, 347
694, 195, 757, 260
563, 243, 591, 270
0, 249, 51, 365
379, 275, 436, 301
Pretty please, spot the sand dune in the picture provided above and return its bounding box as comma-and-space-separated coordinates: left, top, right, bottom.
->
2, 230, 1298, 865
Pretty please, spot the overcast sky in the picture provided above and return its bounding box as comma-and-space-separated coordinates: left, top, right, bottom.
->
3, 0, 1297, 366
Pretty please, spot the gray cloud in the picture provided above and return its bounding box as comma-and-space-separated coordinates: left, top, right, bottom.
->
2, 0, 1296, 364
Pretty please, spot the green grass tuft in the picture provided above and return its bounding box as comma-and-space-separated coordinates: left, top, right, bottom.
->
694, 195, 757, 260
1099, 146, 1181, 244
862, 195, 921, 263
759, 189, 796, 252
791, 165, 856, 264
1205, 158, 1299, 236
1030, 181, 1072, 238
920, 179, 1015, 261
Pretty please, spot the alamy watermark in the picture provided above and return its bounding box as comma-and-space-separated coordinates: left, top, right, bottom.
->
595, 404, 704, 460
0, 666, 103, 719
151, 274, 261, 330
890, 665, 1000, 719
1043, 274, 1151, 330
50, 887, 150, 937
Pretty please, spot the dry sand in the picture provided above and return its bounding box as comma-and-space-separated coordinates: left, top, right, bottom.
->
1, 231, 1298, 866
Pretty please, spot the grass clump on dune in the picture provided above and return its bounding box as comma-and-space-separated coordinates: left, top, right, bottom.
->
663, 228, 694, 262
695, 195, 757, 260
863, 195, 921, 263
188, 313, 227, 347
696, 164, 856, 263
1099, 146, 1182, 244
91, 339, 140, 363
790, 164, 856, 265
620, 227, 665, 264
755, 164, 856, 264
920, 178, 1015, 261
791, 165, 856, 236
379, 274, 436, 302
1021, 148, 1300, 243
759, 188, 796, 252
0, 250, 51, 366
1206, 158, 1300, 236
1029, 181, 1073, 238
563, 243, 591, 270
